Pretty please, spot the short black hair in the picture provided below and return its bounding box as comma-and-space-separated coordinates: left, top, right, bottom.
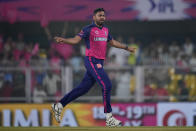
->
93, 8, 105, 15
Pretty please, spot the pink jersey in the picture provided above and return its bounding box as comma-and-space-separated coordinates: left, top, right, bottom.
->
77, 23, 113, 59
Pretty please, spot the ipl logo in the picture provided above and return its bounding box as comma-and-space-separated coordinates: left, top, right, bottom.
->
133, 0, 189, 20
163, 110, 187, 126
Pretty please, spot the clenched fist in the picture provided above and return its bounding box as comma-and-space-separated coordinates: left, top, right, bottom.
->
54, 36, 65, 43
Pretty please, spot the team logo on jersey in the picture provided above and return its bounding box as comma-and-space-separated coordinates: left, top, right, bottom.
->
95, 30, 99, 34
97, 64, 102, 69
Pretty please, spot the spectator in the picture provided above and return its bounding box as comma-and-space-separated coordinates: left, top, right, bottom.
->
3, 37, 13, 54
116, 71, 131, 98
43, 71, 61, 96
144, 84, 156, 102
4, 71, 13, 83
184, 37, 194, 57
70, 51, 82, 73
49, 52, 62, 74
169, 41, 180, 56
13, 33, 25, 61
38, 49, 49, 67
176, 54, 188, 68
127, 37, 141, 65
33, 84, 47, 103
24, 42, 33, 62
108, 36, 129, 66
168, 52, 178, 66
35, 70, 46, 85
159, 44, 169, 65
51, 42, 73, 60
156, 86, 169, 101
44, 24, 73, 61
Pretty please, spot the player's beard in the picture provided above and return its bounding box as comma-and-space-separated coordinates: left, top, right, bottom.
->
96, 20, 105, 26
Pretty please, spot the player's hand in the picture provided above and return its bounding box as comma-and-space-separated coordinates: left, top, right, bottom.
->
127, 47, 137, 54
54, 36, 64, 43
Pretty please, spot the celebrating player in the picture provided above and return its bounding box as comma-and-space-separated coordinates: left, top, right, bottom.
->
52, 8, 135, 127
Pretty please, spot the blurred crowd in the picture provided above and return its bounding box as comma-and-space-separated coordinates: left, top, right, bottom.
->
0, 29, 196, 68
0, 28, 196, 103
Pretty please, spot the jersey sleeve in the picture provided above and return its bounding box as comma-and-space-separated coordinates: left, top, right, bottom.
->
107, 30, 113, 42
77, 27, 89, 39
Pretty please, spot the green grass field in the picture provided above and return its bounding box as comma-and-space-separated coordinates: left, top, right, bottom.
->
0, 127, 196, 131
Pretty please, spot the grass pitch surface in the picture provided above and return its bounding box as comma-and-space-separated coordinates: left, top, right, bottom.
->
0, 127, 196, 131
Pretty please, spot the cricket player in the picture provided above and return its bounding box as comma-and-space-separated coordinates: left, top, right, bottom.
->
52, 8, 135, 127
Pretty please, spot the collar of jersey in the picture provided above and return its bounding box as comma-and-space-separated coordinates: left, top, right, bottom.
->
92, 21, 105, 29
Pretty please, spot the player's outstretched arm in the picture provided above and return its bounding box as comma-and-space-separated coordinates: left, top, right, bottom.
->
109, 39, 136, 53
54, 35, 82, 45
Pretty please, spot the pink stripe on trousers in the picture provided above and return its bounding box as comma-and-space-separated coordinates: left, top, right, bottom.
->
89, 57, 107, 113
